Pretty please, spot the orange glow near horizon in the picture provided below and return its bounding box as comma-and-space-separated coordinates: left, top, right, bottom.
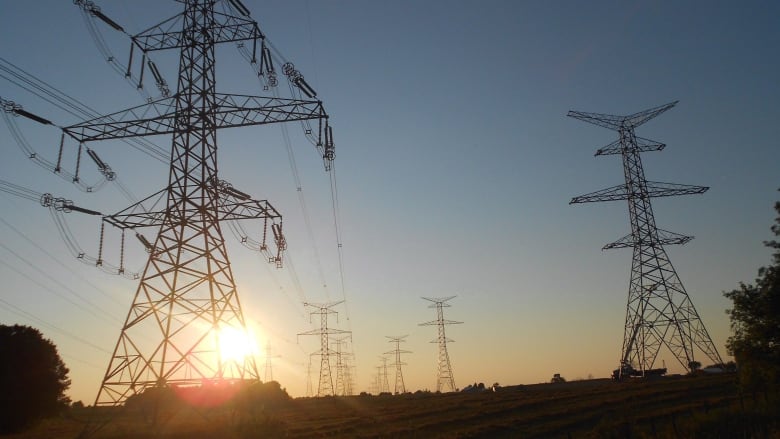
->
218, 325, 259, 365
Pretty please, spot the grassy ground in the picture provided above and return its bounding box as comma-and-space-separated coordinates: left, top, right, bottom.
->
7, 374, 777, 438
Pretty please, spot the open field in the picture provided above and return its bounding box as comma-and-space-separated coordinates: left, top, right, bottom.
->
8, 374, 777, 438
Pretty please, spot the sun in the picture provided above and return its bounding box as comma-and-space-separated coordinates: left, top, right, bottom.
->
217, 325, 256, 363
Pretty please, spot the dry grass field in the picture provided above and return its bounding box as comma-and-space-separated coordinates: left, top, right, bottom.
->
7, 373, 778, 438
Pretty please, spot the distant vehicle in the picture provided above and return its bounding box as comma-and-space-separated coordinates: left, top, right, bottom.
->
611, 363, 666, 381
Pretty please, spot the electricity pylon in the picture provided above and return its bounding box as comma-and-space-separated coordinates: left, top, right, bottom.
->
419, 296, 462, 392
298, 301, 349, 396
263, 341, 280, 382
59, 0, 335, 406
305, 359, 314, 397
343, 358, 355, 396
384, 335, 411, 394
331, 335, 353, 396
378, 356, 390, 393
569, 101, 723, 378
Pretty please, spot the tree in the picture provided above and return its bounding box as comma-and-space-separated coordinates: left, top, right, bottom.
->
0, 324, 71, 433
724, 191, 780, 393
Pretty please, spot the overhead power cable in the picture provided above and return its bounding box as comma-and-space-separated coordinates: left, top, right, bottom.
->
0, 57, 169, 166
0, 296, 110, 354
222, 1, 338, 300
0, 215, 126, 309
0, 252, 118, 327
74, 0, 170, 99
223, 0, 351, 327
0, 181, 140, 279
1, 106, 110, 192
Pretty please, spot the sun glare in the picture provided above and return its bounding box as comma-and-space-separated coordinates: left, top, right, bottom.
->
217, 325, 256, 363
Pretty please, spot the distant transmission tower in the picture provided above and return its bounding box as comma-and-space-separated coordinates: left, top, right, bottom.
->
331, 335, 352, 396
344, 358, 355, 396
378, 356, 390, 393
385, 335, 411, 394
569, 101, 723, 377
370, 368, 381, 395
263, 341, 280, 382
58, 0, 336, 406
298, 301, 349, 396
305, 359, 314, 397
419, 296, 462, 392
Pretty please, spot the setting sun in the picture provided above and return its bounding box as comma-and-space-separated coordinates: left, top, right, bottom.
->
217, 325, 257, 364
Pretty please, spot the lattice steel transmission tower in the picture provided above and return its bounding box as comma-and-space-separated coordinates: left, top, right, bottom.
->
384, 335, 411, 394
263, 341, 280, 382
331, 335, 353, 396
59, 0, 335, 406
419, 296, 462, 392
370, 367, 381, 394
305, 360, 314, 397
298, 301, 349, 396
569, 101, 723, 377
378, 356, 390, 393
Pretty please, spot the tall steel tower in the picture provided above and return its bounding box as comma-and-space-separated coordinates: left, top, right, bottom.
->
305, 359, 314, 397
263, 341, 280, 382
298, 301, 349, 396
60, 0, 335, 406
374, 358, 390, 394
384, 335, 411, 394
331, 335, 352, 396
569, 101, 723, 377
379, 356, 391, 393
419, 296, 462, 392
343, 354, 355, 396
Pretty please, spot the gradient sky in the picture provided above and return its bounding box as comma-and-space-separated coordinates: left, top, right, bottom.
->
1, 0, 778, 403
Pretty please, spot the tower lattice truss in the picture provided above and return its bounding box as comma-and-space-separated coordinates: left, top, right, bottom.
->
298, 301, 349, 397
384, 335, 410, 394
569, 101, 722, 376
60, 0, 335, 406
419, 296, 462, 392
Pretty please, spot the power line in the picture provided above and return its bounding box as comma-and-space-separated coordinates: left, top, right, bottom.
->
0, 249, 119, 326
0, 297, 110, 354
0, 215, 127, 309
0, 57, 169, 164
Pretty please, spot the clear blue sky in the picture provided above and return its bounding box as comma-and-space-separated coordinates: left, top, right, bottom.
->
1, 0, 778, 403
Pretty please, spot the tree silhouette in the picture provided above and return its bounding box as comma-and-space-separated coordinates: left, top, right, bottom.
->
0, 324, 71, 433
724, 190, 780, 394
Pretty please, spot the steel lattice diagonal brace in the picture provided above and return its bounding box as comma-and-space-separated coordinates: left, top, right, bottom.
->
568, 101, 723, 380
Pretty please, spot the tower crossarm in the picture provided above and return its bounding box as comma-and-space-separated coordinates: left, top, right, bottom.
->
595, 137, 666, 156
383, 349, 411, 357
63, 94, 326, 142
298, 328, 351, 337
567, 101, 678, 131
419, 319, 463, 326
102, 186, 282, 229
427, 337, 456, 344
603, 229, 694, 250
571, 181, 708, 204
421, 295, 456, 306
216, 198, 282, 221
570, 184, 629, 203
132, 10, 262, 52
